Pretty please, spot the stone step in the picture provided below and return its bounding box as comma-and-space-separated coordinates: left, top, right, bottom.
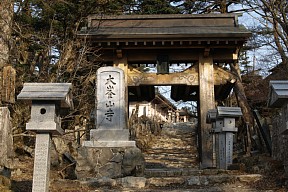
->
144, 153, 198, 165
147, 174, 263, 187
145, 155, 198, 159
160, 134, 196, 139
145, 164, 197, 169
145, 150, 197, 154
145, 157, 198, 163
66, 174, 263, 191
144, 168, 232, 177
145, 168, 202, 177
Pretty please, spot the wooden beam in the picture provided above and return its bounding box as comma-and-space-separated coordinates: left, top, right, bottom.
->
214, 65, 236, 85
95, 49, 237, 63
127, 64, 235, 86
127, 67, 198, 86
198, 55, 215, 168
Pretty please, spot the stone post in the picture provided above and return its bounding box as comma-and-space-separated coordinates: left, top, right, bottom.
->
216, 107, 242, 169
207, 107, 242, 169
32, 133, 51, 191
176, 110, 180, 123
183, 116, 187, 122
268, 81, 288, 177
0, 107, 13, 167
168, 110, 172, 123
17, 83, 73, 192
172, 112, 175, 123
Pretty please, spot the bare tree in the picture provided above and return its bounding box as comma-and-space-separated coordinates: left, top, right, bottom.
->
244, 0, 288, 69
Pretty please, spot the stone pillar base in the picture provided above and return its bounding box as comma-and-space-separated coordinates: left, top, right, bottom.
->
76, 147, 144, 179
83, 140, 136, 147
86, 129, 135, 147
90, 129, 130, 141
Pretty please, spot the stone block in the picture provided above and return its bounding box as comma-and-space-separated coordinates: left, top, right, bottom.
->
93, 148, 113, 165
122, 148, 145, 176
199, 176, 209, 185
90, 129, 129, 141
187, 176, 201, 186
236, 174, 262, 183
110, 153, 123, 163
206, 174, 236, 184
147, 177, 186, 187
99, 162, 122, 178
118, 176, 146, 188
80, 177, 117, 188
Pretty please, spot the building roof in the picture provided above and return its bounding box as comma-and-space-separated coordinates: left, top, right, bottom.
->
78, 14, 251, 44
154, 92, 177, 111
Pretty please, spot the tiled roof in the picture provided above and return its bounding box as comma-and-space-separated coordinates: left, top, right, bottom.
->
78, 14, 251, 41
83, 26, 250, 38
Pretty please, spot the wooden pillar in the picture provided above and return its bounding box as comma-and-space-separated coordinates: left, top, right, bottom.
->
198, 55, 215, 168
113, 50, 128, 78
113, 50, 129, 127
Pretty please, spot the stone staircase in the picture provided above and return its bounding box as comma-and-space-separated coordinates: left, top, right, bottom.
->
46, 122, 281, 191
139, 122, 267, 191
144, 122, 198, 171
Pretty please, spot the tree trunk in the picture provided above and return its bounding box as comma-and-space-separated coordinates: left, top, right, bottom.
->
230, 62, 254, 154
0, 0, 13, 68
0, 0, 14, 105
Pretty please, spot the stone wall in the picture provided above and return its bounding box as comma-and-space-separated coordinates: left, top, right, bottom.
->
75, 147, 144, 179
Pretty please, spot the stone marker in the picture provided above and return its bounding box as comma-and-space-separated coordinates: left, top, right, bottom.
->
216, 107, 242, 169
207, 107, 242, 169
96, 67, 126, 130
0, 107, 13, 167
84, 67, 135, 147
18, 83, 73, 192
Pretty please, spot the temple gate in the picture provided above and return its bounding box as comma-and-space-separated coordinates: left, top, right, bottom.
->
78, 14, 251, 168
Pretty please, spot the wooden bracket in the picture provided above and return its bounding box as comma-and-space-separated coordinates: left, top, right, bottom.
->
204, 48, 210, 58
116, 49, 123, 59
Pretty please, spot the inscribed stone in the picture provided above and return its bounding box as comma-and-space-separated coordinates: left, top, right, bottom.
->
85, 66, 135, 147
96, 67, 126, 130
